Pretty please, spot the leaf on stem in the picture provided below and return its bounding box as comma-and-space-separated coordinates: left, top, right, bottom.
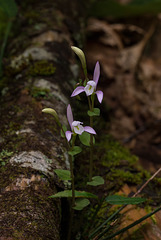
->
79, 132, 95, 146
54, 169, 71, 181
105, 195, 146, 205
49, 190, 97, 198
87, 176, 104, 186
68, 146, 82, 156
87, 108, 100, 117
73, 199, 90, 210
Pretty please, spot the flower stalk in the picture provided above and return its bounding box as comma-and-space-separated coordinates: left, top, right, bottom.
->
89, 95, 95, 181
69, 135, 76, 207
71, 60, 103, 181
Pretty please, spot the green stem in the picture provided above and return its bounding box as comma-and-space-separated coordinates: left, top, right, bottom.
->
70, 135, 76, 207
69, 154, 75, 207
83, 66, 88, 81
67, 135, 76, 240
89, 95, 95, 181
88, 96, 92, 110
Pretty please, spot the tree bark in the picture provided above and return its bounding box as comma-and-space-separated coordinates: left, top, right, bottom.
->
0, 0, 87, 239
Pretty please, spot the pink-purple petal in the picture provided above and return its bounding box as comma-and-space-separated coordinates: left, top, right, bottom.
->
71, 86, 85, 97
93, 61, 100, 86
84, 126, 96, 135
67, 104, 73, 129
65, 131, 72, 141
96, 90, 103, 103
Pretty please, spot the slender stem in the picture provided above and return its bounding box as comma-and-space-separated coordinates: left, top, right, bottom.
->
67, 135, 76, 240
89, 95, 95, 181
67, 207, 74, 240
69, 154, 75, 206
88, 96, 92, 110
89, 120, 93, 181
83, 66, 88, 81
70, 135, 76, 207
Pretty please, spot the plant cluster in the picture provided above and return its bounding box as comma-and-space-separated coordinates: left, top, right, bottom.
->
42, 47, 161, 240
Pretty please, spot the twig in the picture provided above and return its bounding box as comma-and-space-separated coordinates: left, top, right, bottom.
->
133, 167, 161, 197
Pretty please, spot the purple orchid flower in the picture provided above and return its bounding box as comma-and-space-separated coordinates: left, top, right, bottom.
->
65, 104, 96, 142
71, 61, 103, 103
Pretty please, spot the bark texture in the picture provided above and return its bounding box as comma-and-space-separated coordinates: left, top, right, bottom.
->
0, 0, 87, 239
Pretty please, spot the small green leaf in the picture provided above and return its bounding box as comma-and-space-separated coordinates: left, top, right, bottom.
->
79, 132, 95, 146
73, 199, 90, 210
68, 146, 82, 156
54, 169, 71, 181
79, 132, 90, 146
87, 108, 100, 117
60, 125, 67, 138
105, 195, 146, 205
87, 176, 104, 186
49, 190, 97, 198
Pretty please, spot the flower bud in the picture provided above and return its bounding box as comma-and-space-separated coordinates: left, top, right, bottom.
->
42, 108, 59, 122
71, 46, 87, 74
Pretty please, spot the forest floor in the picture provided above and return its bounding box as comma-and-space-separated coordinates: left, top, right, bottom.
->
85, 16, 161, 174
83, 16, 161, 239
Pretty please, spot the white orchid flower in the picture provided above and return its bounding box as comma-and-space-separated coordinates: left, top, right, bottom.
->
65, 104, 96, 142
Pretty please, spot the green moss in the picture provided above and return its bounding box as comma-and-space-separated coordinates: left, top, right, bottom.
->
0, 149, 14, 166
95, 135, 150, 187
28, 60, 56, 76
98, 135, 138, 167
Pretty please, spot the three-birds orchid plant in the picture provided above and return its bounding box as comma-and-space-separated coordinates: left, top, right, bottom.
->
42, 46, 105, 240
70, 53, 103, 181
42, 46, 151, 240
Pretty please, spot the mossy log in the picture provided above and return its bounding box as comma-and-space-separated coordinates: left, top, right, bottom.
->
0, 0, 87, 239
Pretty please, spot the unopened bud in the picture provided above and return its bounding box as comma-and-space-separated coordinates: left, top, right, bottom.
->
71, 46, 87, 75
42, 108, 59, 122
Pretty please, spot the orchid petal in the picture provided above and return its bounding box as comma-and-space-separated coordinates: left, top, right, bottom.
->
93, 61, 100, 86
96, 90, 103, 103
71, 86, 85, 97
84, 126, 96, 134
67, 104, 73, 129
65, 131, 72, 142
